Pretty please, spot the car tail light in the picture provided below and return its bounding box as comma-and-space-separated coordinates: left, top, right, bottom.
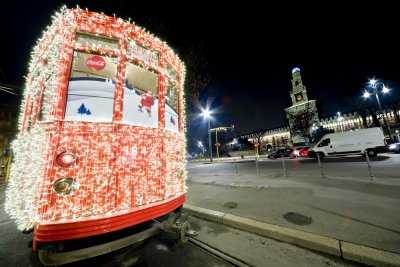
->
299, 148, 308, 157
57, 151, 77, 167
53, 178, 75, 194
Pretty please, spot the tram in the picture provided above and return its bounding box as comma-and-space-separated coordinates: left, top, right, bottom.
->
5, 7, 191, 264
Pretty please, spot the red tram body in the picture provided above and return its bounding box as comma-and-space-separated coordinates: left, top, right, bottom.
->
5, 7, 187, 253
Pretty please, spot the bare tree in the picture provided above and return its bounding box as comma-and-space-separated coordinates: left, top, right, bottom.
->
252, 130, 265, 146
180, 43, 211, 112
384, 99, 400, 126
251, 130, 266, 154
286, 102, 318, 141
136, 17, 211, 122
357, 108, 370, 128
342, 95, 388, 128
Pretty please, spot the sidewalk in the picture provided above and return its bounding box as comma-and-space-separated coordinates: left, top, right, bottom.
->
183, 160, 400, 267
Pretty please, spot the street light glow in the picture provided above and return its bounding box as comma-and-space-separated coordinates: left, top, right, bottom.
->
363, 90, 371, 98
382, 86, 389, 93
369, 79, 377, 86
202, 108, 212, 119
367, 78, 390, 94
363, 78, 392, 139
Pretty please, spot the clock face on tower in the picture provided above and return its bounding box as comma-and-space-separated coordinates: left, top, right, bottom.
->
295, 92, 303, 102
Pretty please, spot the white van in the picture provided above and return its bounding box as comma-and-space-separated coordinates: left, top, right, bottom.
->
312, 127, 387, 159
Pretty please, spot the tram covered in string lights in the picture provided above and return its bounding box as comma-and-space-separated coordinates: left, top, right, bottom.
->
5, 7, 188, 262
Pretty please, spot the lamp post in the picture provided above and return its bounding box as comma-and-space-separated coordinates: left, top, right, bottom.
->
202, 109, 213, 162
363, 79, 392, 139
209, 125, 235, 160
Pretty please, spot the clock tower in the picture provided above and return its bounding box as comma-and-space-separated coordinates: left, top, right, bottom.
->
285, 67, 319, 145
290, 67, 308, 104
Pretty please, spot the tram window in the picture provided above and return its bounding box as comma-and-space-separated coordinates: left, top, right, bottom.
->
126, 39, 159, 69
38, 75, 52, 122
27, 92, 38, 131
75, 32, 119, 51
64, 51, 117, 122
166, 82, 178, 112
122, 62, 159, 128
165, 82, 179, 132
164, 65, 179, 132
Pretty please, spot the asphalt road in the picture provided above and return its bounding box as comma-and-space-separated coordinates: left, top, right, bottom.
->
185, 153, 400, 258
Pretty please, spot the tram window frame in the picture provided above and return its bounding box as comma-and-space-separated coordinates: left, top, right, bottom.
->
38, 84, 49, 122
122, 61, 159, 128
24, 95, 34, 133
164, 65, 180, 133
64, 50, 118, 122
24, 67, 41, 132
75, 32, 119, 51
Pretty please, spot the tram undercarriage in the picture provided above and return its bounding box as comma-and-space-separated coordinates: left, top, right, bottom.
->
37, 207, 197, 266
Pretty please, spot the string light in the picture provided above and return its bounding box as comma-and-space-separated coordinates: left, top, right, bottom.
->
6, 7, 187, 231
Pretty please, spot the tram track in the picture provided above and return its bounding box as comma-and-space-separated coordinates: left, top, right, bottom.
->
188, 237, 251, 267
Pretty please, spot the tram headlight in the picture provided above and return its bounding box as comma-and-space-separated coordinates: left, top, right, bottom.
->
53, 178, 75, 194
57, 151, 77, 167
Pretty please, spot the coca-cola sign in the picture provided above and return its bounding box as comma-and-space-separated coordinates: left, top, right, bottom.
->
86, 55, 106, 71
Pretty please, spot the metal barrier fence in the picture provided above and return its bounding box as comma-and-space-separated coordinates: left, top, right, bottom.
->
212, 152, 395, 180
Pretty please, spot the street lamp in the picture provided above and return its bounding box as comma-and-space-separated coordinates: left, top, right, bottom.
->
202, 108, 213, 162
363, 78, 392, 139
209, 125, 235, 160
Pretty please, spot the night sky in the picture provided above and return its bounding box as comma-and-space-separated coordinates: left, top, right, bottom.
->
1, 1, 400, 152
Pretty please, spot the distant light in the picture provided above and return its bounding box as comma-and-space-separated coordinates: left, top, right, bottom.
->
363, 90, 371, 98
292, 67, 300, 74
337, 112, 343, 121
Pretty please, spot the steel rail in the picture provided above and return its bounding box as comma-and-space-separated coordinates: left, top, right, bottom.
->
188, 237, 251, 267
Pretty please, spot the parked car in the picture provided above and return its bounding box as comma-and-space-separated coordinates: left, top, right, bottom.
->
290, 146, 309, 158
267, 149, 292, 159
299, 147, 310, 157
386, 139, 397, 145
388, 142, 400, 153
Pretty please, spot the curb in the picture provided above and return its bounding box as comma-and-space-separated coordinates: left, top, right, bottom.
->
183, 204, 400, 267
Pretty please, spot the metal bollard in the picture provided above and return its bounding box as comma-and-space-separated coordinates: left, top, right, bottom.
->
316, 153, 325, 178
282, 154, 287, 177
233, 158, 238, 176
364, 150, 375, 180
4, 155, 11, 182
255, 158, 260, 176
